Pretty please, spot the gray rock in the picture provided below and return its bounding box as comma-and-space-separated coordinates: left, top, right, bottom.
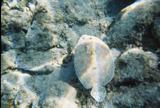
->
25, 21, 58, 51
1, 1, 33, 50
110, 83, 160, 108
115, 48, 159, 82
1, 35, 13, 52
1, 2, 33, 32
1, 50, 16, 74
15, 48, 66, 71
1, 71, 39, 108
41, 80, 78, 108
104, 0, 160, 49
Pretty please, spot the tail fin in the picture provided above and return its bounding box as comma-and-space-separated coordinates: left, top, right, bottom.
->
90, 86, 106, 102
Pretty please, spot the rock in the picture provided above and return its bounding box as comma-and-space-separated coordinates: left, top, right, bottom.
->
72, 18, 112, 38
105, 48, 160, 108
54, 24, 78, 53
1, 35, 13, 52
1, 71, 39, 108
25, 21, 58, 51
1, 50, 16, 74
15, 48, 66, 71
1, 1, 33, 49
74, 35, 115, 102
115, 48, 159, 82
41, 80, 78, 108
11, 31, 26, 49
110, 83, 160, 108
42, 97, 78, 108
56, 0, 106, 25
1, 2, 33, 33
104, 0, 160, 49
25, 20, 78, 52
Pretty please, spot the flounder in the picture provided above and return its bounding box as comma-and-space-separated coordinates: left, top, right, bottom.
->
74, 35, 115, 102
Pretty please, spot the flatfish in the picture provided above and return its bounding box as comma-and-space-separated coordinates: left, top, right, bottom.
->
74, 35, 115, 102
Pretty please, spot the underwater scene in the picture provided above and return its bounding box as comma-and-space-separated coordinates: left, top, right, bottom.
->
1, 0, 160, 108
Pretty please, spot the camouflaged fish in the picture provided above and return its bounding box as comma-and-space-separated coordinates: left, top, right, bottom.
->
73, 35, 115, 102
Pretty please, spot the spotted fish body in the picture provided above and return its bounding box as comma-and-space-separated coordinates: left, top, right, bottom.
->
74, 35, 115, 102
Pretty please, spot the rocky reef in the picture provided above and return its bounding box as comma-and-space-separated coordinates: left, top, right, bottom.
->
1, 0, 160, 108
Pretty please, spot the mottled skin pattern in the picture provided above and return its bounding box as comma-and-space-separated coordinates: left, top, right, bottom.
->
74, 35, 115, 102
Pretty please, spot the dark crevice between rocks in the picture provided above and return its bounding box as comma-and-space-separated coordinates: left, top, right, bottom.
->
110, 76, 160, 90
10, 7, 23, 12
30, 15, 36, 27
158, 61, 160, 70
143, 78, 156, 84
27, 45, 58, 52
65, 17, 89, 28
141, 24, 160, 51
16, 47, 28, 53
105, 0, 136, 17
105, 17, 117, 34
1, 0, 4, 7
16, 67, 53, 75
113, 103, 126, 108
61, 54, 73, 65
141, 23, 160, 68
116, 60, 128, 70
2, 67, 53, 76
29, 102, 33, 108
1, 41, 12, 53
27, 0, 37, 12
30, 9, 47, 25
114, 78, 142, 88
105, 1, 131, 33
38, 45, 58, 51
143, 68, 160, 83
144, 100, 160, 108
16, 44, 59, 53
8, 23, 23, 33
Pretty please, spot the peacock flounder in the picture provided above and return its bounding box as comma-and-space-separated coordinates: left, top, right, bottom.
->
73, 35, 115, 102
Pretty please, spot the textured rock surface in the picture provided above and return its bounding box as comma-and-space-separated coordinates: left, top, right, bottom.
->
1, 0, 160, 108
115, 48, 159, 82
103, 0, 160, 49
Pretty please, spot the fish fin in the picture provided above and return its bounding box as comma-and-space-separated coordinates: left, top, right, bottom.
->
90, 86, 106, 102
111, 48, 121, 61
